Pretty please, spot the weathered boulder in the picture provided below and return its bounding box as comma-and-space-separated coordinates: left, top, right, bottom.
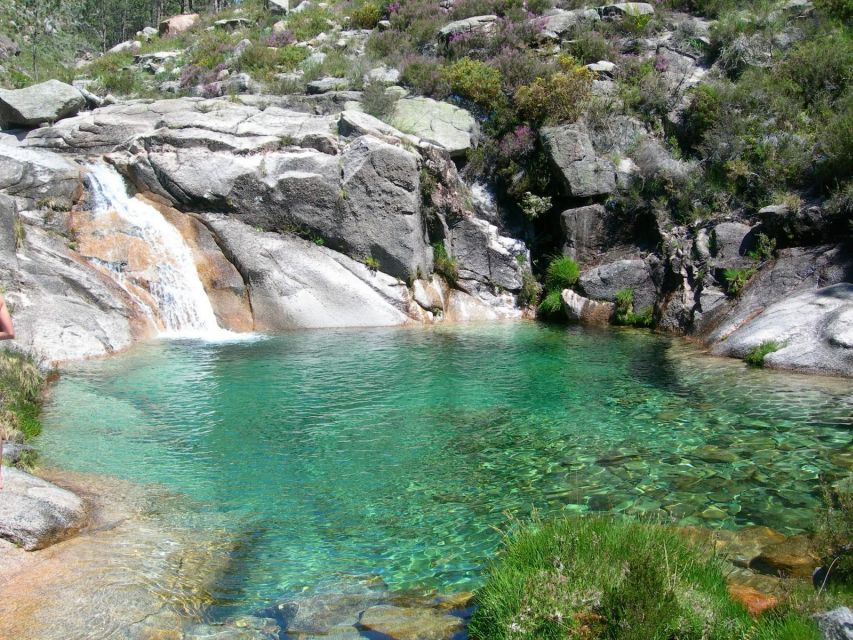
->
214, 17, 252, 30
598, 3, 655, 17
579, 258, 657, 312
269, 0, 290, 13
450, 215, 527, 291
108, 39, 141, 54
307, 77, 349, 94
390, 97, 477, 157
560, 204, 612, 263
0, 468, 87, 550
537, 8, 600, 40
562, 289, 614, 325
438, 15, 498, 40
0, 80, 86, 128
541, 124, 616, 198
338, 109, 418, 145
0, 144, 82, 208
710, 283, 853, 377
813, 607, 853, 640
158, 13, 199, 36
201, 215, 417, 330
339, 135, 429, 279
0, 35, 19, 60
710, 221, 756, 267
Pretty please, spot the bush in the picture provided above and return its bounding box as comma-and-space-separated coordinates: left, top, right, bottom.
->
515, 58, 593, 125
744, 341, 781, 367
814, 482, 853, 591
237, 44, 309, 80
814, 0, 853, 23
468, 515, 822, 640
519, 192, 551, 221
401, 56, 451, 98
544, 256, 580, 292
0, 351, 44, 442
518, 271, 542, 307
614, 288, 654, 328
537, 289, 563, 316
362, 82, 399, 118
441, 57, 505, 110
349, 1, 382, 29
723, 267, 756, 296
433, 242, 459, 284
286, 6, 336, 41
566, 30, 616, 65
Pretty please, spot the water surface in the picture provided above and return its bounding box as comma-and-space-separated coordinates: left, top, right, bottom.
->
40, 323, 853, 615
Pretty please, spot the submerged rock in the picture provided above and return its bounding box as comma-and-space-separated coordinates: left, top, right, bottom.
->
0, 468, 87, 550
0, 80, 86, 128
357, 604, 467, 640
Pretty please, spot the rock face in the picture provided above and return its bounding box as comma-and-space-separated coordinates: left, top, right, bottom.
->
0, 468, 88, 550
438, 15, 498, 40
562, 289, 615, 325
541, 124, 616, 198
390, 97, 477, 157
538, 8, 600, 40
201, 215, 416, 330
560, 204, 612, 263
450, 215, 527, 291
0, 144, 82, 208
0, 80, 86, 128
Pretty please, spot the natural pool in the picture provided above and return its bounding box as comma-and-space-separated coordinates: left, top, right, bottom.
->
40, 323, 853, 616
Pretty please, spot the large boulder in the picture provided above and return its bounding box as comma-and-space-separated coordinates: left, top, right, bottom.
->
710, 283, 853, 377
438, 15, 498, 40
0, 80, 86, 128
201, 215, 417, 330
541, 124, 616, 198
579, 258, 657, 312
537, 8, 600, 40
390, 97, 477, 157
339, 135, 429, 279
709, 221, 756, 268
0, 468, 88, 550
562, 289, 614, 325
598, 3, 655, 17
158, 13, 199, 36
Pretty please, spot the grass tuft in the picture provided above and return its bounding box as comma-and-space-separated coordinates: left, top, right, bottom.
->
743, 341, 780, 367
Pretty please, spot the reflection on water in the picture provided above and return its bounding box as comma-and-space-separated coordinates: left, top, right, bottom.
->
40, 323, 853, 616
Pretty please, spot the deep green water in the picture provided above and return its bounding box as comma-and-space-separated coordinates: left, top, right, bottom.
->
40, 323, 853, 614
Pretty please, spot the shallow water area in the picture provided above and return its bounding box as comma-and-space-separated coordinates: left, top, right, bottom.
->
39, 323, 853, 618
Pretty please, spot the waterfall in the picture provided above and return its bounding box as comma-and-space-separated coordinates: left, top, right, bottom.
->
85, 163, 228, 339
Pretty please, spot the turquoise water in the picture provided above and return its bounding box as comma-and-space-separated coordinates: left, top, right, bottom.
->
40, 323, 853, 614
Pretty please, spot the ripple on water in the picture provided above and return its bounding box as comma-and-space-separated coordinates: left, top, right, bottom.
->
38, 323, 853, 617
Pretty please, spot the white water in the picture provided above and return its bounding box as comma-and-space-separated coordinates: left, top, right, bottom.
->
86, 163, 235, 340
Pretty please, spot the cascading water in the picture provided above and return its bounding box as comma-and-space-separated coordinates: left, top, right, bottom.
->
85, 163, 227, 339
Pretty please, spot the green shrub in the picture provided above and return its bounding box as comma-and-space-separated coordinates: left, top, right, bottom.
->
544, 256, 580, 292
723, 267, 756, 296
286, 6, 336, 41
814, 481, 853, 592
401, 56, 451, 99
814, 0, 853, 23
747, 233, 776, 262
364, 255, 380, 271
433, 242, 459, 284
614, 288, 654, 328
441, 57, 504, 110
362, 81, 399, 118
537, 289, 563, 316
237, 44, 309, 79
515, 58, 593, 125
743, 341, 781, 367
518, 271, 542, 307
349, 1, 382, 29
468, 515, 822, 640
566, 30, 615, 65
0, 350, 45, 443
519, 192, 551, 221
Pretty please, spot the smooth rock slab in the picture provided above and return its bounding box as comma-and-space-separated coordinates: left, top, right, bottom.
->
357, 605, 466, 640
0, 80, 86, 128
0, 468, 87, 550
390, 97, 476, 157
562, 289, 614, 325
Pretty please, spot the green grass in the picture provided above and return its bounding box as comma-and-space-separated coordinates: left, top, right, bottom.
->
744, 341, 781, 367
614, 288, 654, 328
544, 256, 580, 292
0, 350, 45, 445
468, 515, 822, 640
723, 267, 756, 296
433, 242, 459, 285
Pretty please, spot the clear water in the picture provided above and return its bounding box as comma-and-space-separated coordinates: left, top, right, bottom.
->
39, 323, 853, 615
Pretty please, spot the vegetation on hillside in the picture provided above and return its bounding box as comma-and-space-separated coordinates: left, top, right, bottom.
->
0, 349, 45, 469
